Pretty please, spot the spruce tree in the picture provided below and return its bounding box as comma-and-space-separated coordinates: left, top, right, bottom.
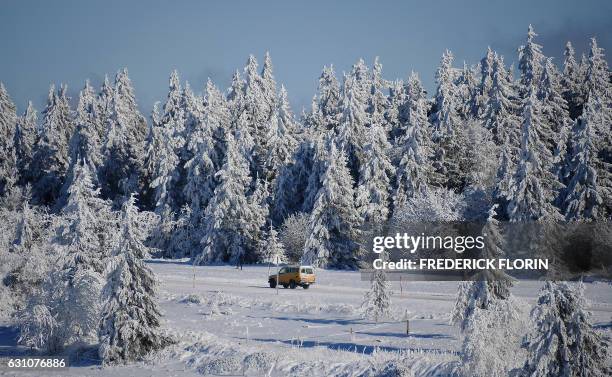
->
361, 268, 391, 322
473, 47, 496, 118
393, 73, 433, 207
356, 120, 394, 224
14, 102, 37, 187
561, 42, 586, 119
430, 50, 466, 190
506, 90, 561, 222
562, 96, 609, 220
184, 80, 228, 216
314, 65, 342, 133
518, 24, 545, 98
302, 141, 361, 268
99, 194, 170, 365
196, 132, 258, 264
100, 69, 147, 201
483, 54, 521, 147
31, 84, 75, 205
522, 281, 609, 377
0, 83, 17, 197
336, 65, 370, 179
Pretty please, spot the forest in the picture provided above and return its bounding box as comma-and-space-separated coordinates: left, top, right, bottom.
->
0, 25, 610, 373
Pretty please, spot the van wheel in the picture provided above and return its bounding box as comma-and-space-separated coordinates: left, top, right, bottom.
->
282, 284, 288, 289
303, 284, 310, 289
289, 280, 297, 289
269, 279, 276, 288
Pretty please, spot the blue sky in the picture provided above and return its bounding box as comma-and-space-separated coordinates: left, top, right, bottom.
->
1, 0, 610, 117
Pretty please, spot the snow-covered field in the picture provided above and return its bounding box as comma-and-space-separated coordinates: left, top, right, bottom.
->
2, 259, 611, 376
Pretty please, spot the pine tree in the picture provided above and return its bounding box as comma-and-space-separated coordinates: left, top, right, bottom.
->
393, 73, 433, 207
522, 281, 609, 377
0, 83, 17, 197
99, 194, 170, 365
506, 90, 561, 222
14, 102, 38, 186
518, 24, 545, 98
31, 84, 75, 205
562, 96, 609, 220
302, 141, 361, 268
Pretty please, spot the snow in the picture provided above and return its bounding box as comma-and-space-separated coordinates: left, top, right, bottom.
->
2, 260, 610, 376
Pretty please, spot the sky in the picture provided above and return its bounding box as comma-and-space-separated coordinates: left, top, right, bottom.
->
1, 0, 611, 118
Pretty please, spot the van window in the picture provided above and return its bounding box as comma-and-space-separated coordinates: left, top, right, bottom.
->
291, 267, 298, 273
301, 268, 313, 274
279, 267, 288, 274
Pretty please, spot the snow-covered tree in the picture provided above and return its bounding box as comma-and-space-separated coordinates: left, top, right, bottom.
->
31, 84, 75, 205
100, 69, 147, 201
313, 65, 342, 133
473, 47, 497, 119
70, 81, 105, 178
561, 42, 586, 120
259, 224, 286, 264
538, 58, 571, 162
196, 132, 258, 264
483, 54, 521, 146
561, 96, 608, 220
302, 141, 361, 268
336, 61, 371, 178
148, 113, 182, 214
263, 107, 297, 183
522, 281, 609, 377
0, 83, 17, 197
430, 50, 466, 190
456, 62, 479, 119
393, 73, 434, 207
14, 102, 38, 186
279, 212, 309, 262
506, 90, 561, 222
54, 158, 114, 289
361, 267, 391, 322
431, 50, 461, 139
367, 57, 389, 130
356, 118, 394, 224
392, 186, 465, 224
99, 194, 170, 365
518, 25, 545, 98
184, 80, 228, 215
451, 205, 514, 330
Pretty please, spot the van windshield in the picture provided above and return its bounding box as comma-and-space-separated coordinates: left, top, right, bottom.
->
301, 268, 313, 274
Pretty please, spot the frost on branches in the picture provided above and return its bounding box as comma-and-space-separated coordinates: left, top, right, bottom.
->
99, 195, 171, 365
522, 281, 609, 377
